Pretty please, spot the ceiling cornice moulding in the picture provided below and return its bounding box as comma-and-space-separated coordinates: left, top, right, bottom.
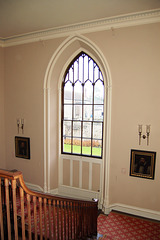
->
2, 9, 160, 47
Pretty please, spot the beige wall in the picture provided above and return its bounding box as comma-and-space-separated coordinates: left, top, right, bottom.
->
4, 38, 65, 187
0, 47, 5, 169
84, 23, 160, 211
2, 22, 160, 212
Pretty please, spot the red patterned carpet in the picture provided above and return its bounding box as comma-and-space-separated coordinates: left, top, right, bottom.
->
98, 211, 160, 240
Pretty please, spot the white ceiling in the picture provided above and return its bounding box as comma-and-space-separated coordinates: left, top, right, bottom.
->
0, 0, 160, 39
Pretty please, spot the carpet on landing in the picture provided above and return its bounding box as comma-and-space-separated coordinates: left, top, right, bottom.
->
97, 211, 160, 240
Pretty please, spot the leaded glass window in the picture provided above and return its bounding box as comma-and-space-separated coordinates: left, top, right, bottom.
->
61, 52, 104, 158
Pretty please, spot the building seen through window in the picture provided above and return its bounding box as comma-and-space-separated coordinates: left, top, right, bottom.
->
62, 52, 104, 158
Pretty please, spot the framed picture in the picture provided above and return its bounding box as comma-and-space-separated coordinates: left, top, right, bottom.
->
15, 136, 30, 159
130, 149, 156, 179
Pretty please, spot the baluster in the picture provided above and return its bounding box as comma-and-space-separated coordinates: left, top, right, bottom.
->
94, 203, 98, 235
70, 201, 73, 239
20, 188, 25, 240
90, 204, 93, 236
82, 203, 85, 238
71, 202, 74, 240
60, 201, 63, 240
26, 194, 32, 240
63, 201, 66, 240
73, 202, 76, 240
48, 199, 52, 239
12, 180, 18, 240
67, 202, 70, 240
0, 179, 4, 240
84, 203, 87, 237
75, 202, 79, 239
33, 196, 37, 240
5, 178, 11, 240
77, 202, 81, 239
52, 199, 56, 239
57, 200, 59, 240
43, 198, 48, 240
88, 204, 91, 236
81, 203, 83, 238
39, 197, 43, 240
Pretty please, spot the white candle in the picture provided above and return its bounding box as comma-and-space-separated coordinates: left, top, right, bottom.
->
138, 124, 142, 133
146, 125, 150, 133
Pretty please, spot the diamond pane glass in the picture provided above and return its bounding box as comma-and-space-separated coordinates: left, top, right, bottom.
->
79, 56, 83, 83
74, 60, 78, 82
94, 105, 104, 121
74, 105, 82, 120
84, 81, 93, 104
64, 105, 72, 120
94, 65, 99, 82
82, 139, 91, 155
63, 137, 71, 153
84, 55, 88, 82
83, 122, 91, 138
83, 105, 92, 121
93, 122, 102, 139
92, 140, 102, 157
63, 121, 71, 137
73, 122, 81, 137
94, 80, 104, 104
88, 59, 94, 82
68, 67, 73, 83
64, 81, 72, 104
74, 81, 82, 104
73, 138, 81, 154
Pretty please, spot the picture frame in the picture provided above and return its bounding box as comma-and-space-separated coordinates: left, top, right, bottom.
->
130, 149, 156, 179
15, 136, 30, 159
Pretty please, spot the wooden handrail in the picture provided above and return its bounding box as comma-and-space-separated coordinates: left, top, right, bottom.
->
0, 169, 98, 239
0, 169, 22, 179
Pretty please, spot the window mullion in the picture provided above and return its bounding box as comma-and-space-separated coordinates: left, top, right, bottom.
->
91, 83, 95, 156
81, 83, 84, 155
71, 65, 74, 154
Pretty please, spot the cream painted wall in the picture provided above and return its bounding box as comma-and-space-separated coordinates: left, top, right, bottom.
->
4, 38, 65, 188
85, 22, 160, 211
0, 47, 5, 169
3, 22, 160, 212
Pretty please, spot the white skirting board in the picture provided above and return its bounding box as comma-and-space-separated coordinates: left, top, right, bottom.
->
25, 182, 44, 192
104, 203, 160, 221
58, 185, 100, 201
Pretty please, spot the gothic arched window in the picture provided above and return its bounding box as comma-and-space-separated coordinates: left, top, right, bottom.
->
61, 52, 104, 158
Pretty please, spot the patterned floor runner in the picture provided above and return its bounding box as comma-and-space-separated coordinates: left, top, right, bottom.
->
98, 211, 160, 240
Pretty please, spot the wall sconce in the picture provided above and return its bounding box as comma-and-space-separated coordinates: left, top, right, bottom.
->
17, 118, 24, 134
138, 124, 150, 145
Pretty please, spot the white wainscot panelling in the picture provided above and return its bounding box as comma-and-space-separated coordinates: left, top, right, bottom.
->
59, 154, 103, 203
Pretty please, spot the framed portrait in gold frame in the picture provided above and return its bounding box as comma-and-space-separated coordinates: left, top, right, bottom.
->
130, 149, 156, 179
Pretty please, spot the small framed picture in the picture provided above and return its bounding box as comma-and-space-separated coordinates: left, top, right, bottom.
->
130, 149, 156, 179
15, 136, 30, 159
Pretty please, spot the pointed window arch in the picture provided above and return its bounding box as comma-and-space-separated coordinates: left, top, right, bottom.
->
61, 52, 104, 158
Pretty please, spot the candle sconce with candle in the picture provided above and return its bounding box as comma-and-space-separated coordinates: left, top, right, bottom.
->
17, 118, 25, 134
138, 124, 150, 145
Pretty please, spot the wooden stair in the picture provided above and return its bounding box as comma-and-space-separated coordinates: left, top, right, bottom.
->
0, 169, 98, 240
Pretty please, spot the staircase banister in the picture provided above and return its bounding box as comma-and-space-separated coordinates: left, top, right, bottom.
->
19, 173, 98, 204
0, 169, 97, 205
0, 168, 98, 239
0, 169, 22, 180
